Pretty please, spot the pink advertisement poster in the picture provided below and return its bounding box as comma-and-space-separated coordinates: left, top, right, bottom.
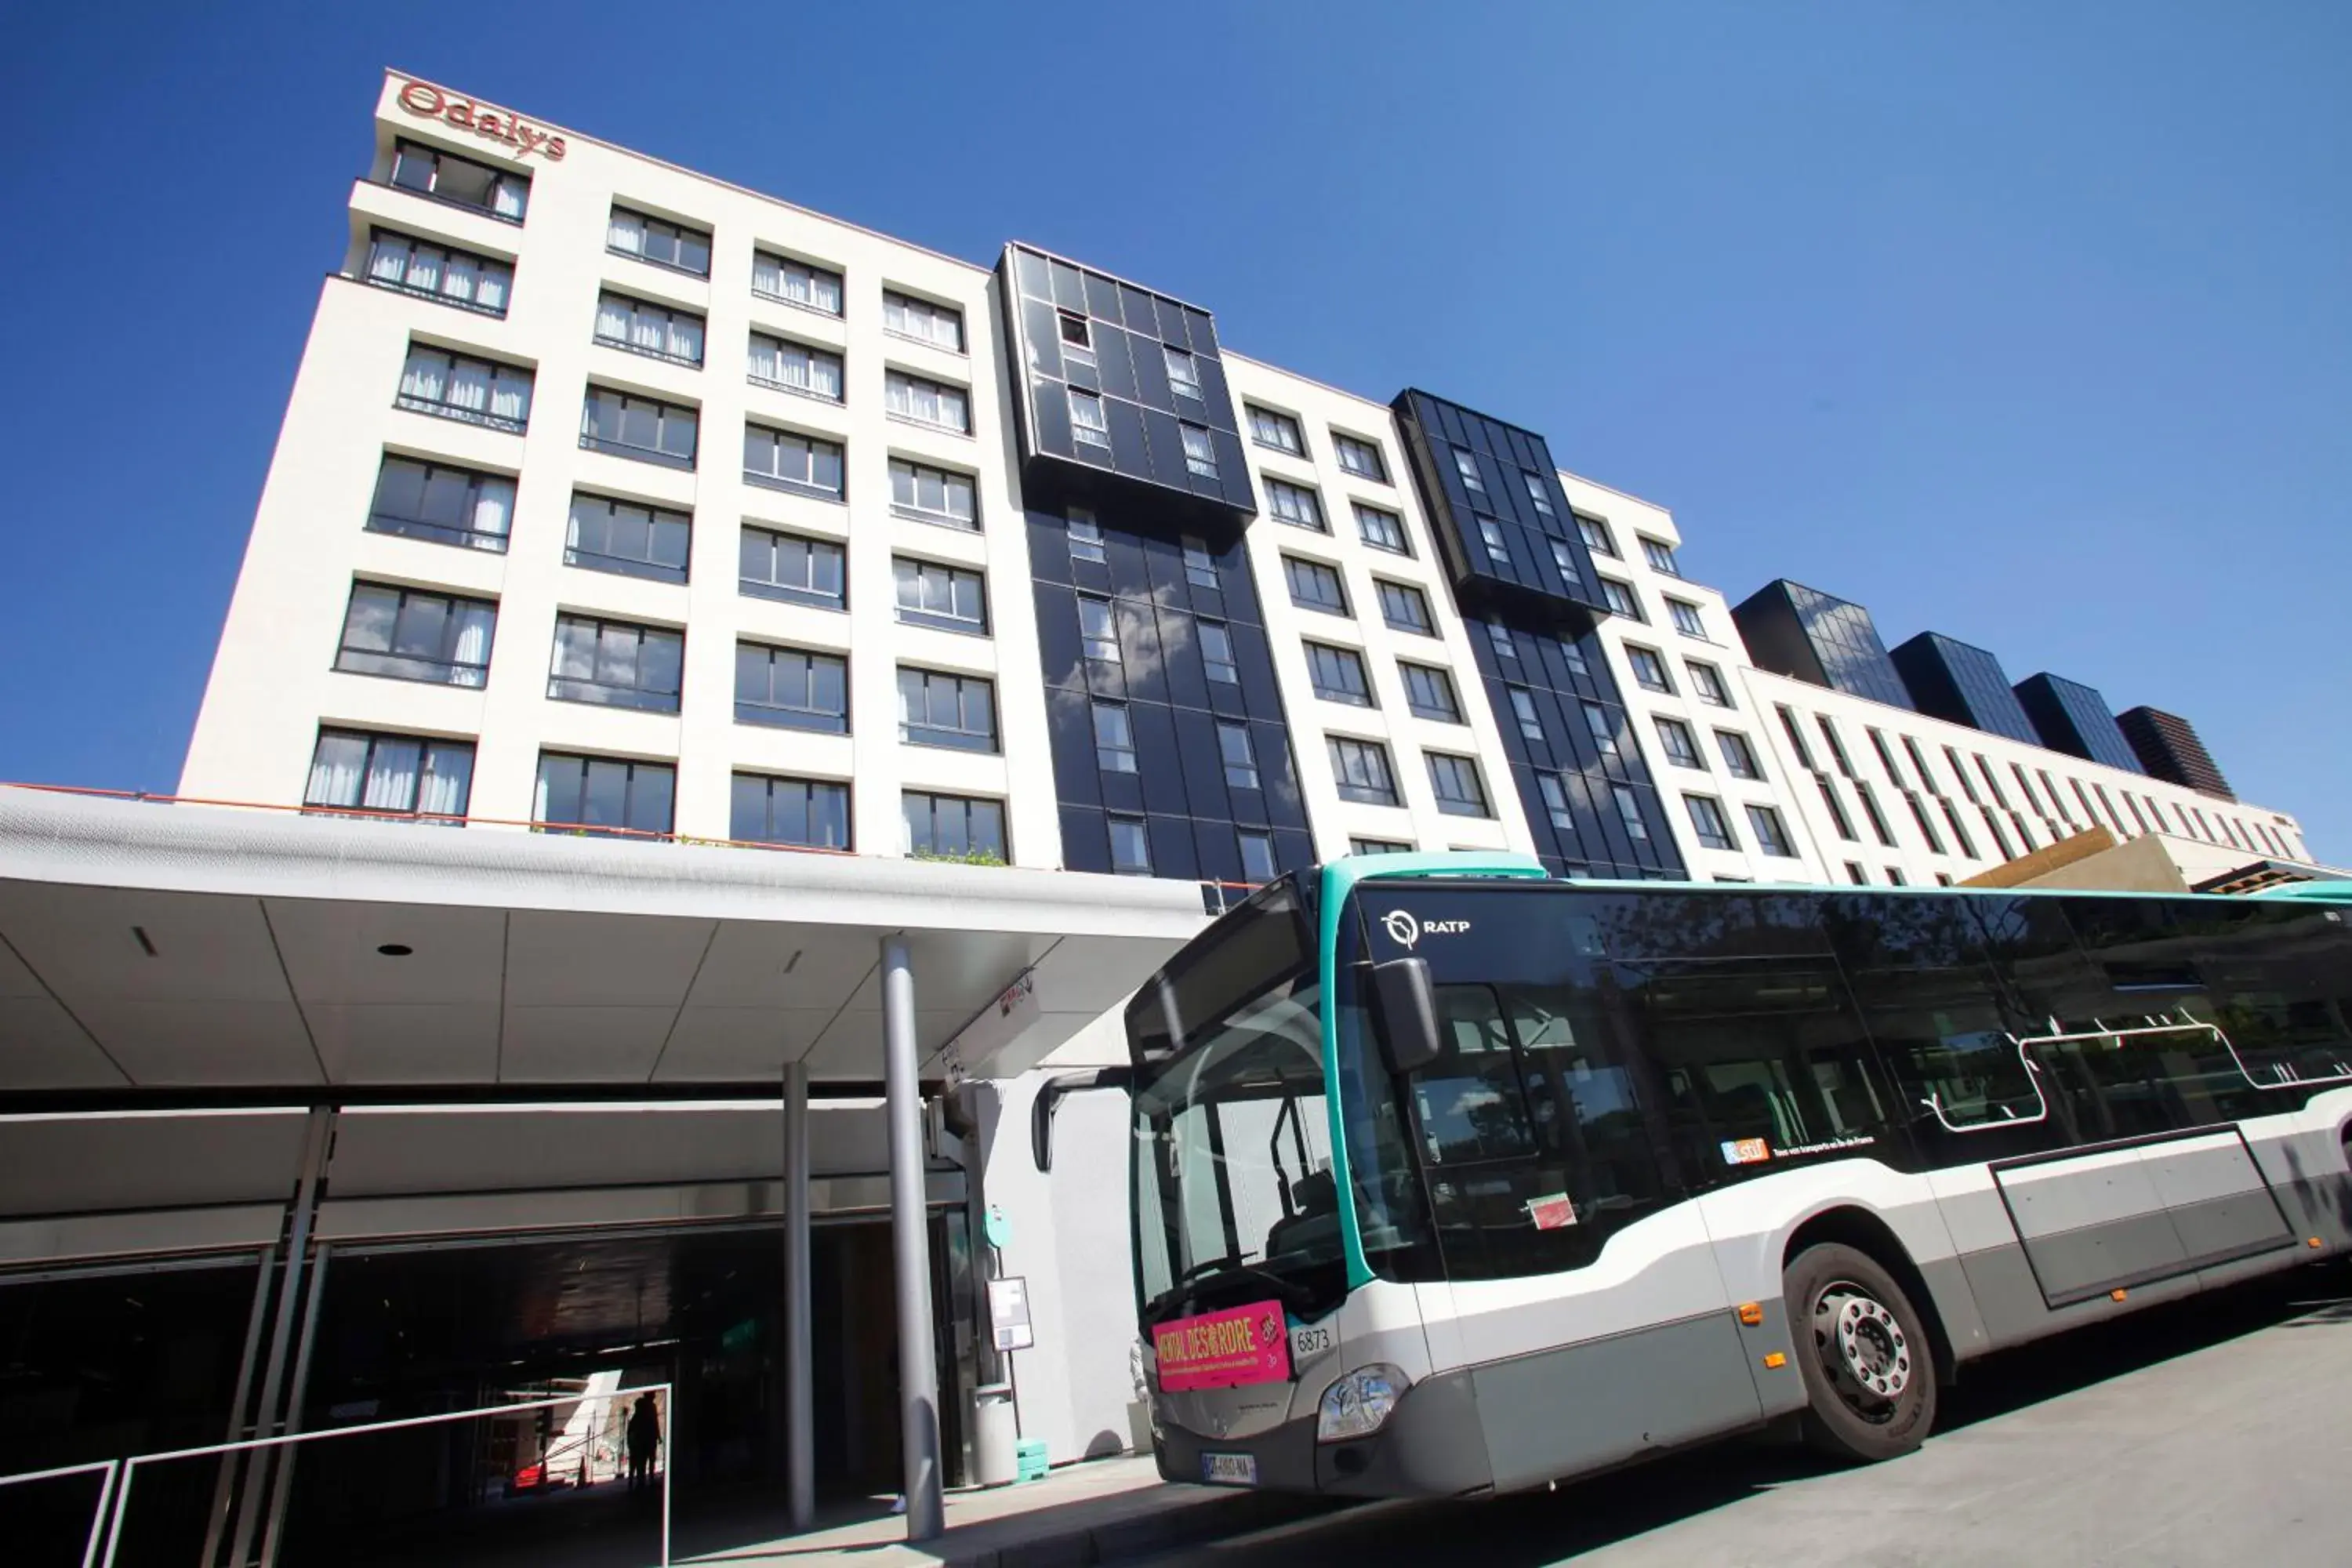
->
1151, 1300, 1292, 1392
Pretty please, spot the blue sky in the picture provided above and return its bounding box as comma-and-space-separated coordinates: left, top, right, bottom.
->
4, 2, 2346, 857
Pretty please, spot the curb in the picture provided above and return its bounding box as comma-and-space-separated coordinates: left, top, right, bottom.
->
942, 1487, 1338, 1568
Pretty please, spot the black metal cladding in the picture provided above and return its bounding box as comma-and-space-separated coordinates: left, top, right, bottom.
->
1890, 632, 2039, 744
996, 243, 1256, 524
2118, 706, 2234, 800
1730, 580, 1915, 710
2015, 673, 2143, 774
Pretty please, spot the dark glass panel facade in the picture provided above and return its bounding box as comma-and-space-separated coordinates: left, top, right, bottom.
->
1889, 632, 2038, 743
1730, 580, 1915, 710
2014, 672, 2143, 773
2118, 706, 2235, 800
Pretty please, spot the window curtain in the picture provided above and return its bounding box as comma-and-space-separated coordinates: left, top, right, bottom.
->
305, 733, 368, 807
473, 263, 509, 314
493, 177, 526, 221
608, 210, 644, 255
368, 237, 409, 285
470, 478, 515, 544
489, 369, 530, 424
445, 359, 491, 416
400, 350, 447, 405
629, 304, 663, 354
671, 317, 704, 363
441, 251, 478, 303
451, 604, 495, 685
417, 744, 473, 819
360, 738, 422, 812
597, 296, 631, 343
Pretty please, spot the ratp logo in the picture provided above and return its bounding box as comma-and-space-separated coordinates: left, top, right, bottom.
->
1382, 910, 1421, 947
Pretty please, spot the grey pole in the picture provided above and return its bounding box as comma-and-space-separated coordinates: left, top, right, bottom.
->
880, 935, 945, 1539
782, 1059, 815, 1532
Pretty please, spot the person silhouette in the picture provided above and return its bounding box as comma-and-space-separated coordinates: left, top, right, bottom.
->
626, 1392, 662, 1491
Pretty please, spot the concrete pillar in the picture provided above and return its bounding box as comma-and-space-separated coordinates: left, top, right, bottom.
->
881, 935, 945, 1539
783, 1059, 815, 1532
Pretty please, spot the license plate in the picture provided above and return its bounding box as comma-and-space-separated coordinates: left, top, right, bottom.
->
1200, 1451, 1258, 1486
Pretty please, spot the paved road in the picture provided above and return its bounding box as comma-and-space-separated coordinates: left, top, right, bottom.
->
1138, 1263, 2352, 1568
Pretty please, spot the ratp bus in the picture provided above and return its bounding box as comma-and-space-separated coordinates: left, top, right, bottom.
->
1123, 851, 2352, 1497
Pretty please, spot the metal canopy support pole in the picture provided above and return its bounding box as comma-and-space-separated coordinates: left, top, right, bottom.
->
880, 935, 945, 1541
782, 1058, 815, 1532
229, 1106, 332, 1568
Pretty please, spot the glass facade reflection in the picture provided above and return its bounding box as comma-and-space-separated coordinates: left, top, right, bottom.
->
2015, 672, 2143, 773
1890, 631, 2038, 743
1730, 580, 1915, 709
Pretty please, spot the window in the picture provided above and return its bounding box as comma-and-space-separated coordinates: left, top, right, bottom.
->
1305, 642, 1373, 706
1377, 579, 1434, 635
886, 370, 971, 434
1940, 799, 1979, 858
740, 526, 844, 610
1597, 577, 1641, 619
1716, 730, 1762, 779
749, 333, 844, 401
1855, 780, 1900, 848
1265, 477, 1325, 531
1247, 406, 1305, 455
1581, 700, 1632, 758
1667, 598, 1707, 639
1056, 311, 1094, 366
1846, 862, 1869, 886
1642, 537, 1682, 576
898, 667, 996, 751
1548, 539, 1581, 584
1884, 866, 1907, 885
1068, 388, 1110, 448
1486, 620, 1518, 661
1077, 594, 1121, 662
893, 557, 987, 634
594, 291, 706, 367
1066, 508, 1105, 563
1198, 620, 1238, 684
396, 344, 532, 432
1327, 737, 1399, 805
365, 230, 511, 315
753, 252, 844, 316
1428, 753, 1490, 817
883, 290, 964, 352
1163, 347, 1203, 402
1180, 423, 1218, 479
1181, 537, 1219, 589
1451, 447, 1486, 495
535, 753, 673, 839
1093, 701, 1138, 772
390, 138, 526, 221
1350, 837, 1412, 855
1238, 830, 1278, 883
1575, 514, 1617, 557
1816, 774, 1859, 841
1535, 773, 1577, 832
305, 728, 474, 822
1108, 815, 1153, 875
888, 458, 978, 528
1654, 716, 1704, 769
1508, 687, 1544, 742
367, 456, 513, 552
904, 791, 1005, 862
1522, 472, 1555, 517
742, 423, 843, 499
1285, 556, 1348, 615
1355, 503, 1408, 554
1688, 660, 1732, 707
582, 385, 698, 469
1401, 662, 1462, 722
1625, 645, 1673, 694
1685, 794, 1737, 851
549, 615, 683, 713
1333, 433, 1387, 481
335, 583, 494, 688
566, 492, 690, 584
1218, 722, 1261, 789
1478, 520, 1511, 567
1611, 784, 1650, 840
606, 205, 710, 277
731, 774, 849, 849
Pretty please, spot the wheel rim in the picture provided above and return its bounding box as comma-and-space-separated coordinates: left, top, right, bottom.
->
1810, 1278, 1911, 1422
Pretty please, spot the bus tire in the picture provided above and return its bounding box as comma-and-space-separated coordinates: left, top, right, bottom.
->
1784, 1242, 1936, 1463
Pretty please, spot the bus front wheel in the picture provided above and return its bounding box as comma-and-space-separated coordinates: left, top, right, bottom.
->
1784, 1243, 1936, 1463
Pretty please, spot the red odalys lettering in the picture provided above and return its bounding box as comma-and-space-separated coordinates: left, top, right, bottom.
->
397, 81, 566, 161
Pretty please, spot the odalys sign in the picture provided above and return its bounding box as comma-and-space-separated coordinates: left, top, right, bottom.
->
1151, 1300, 1290, 1393
396, 80, 567, 161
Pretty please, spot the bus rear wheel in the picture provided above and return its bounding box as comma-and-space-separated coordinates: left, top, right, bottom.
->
1784, 1242, 1936, 1463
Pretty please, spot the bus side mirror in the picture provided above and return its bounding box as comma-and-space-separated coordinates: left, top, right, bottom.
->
1371, 957, 1442, 1076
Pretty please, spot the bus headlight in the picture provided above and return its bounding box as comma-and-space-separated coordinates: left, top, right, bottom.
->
1316, 1364, 1406, 1443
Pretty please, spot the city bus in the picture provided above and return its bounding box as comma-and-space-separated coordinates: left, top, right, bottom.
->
1123, 851, 2352, 1497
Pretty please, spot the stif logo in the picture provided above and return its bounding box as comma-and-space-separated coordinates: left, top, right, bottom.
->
1381, 911, 1470, 949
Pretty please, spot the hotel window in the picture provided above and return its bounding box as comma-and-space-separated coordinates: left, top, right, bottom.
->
1247, 405, 1305, 456
1667, 598, 1707, 639
1641, 537, 1682, 576
1747, 804, 1798, 858
893, 557, 987, 635
335, 583, 494, 688
1266, 477, 1325, 532
1327, 737, 1399, 805
1066, 508, 1106, 563
1333, 433, 1387, 481
1219, 723, 1261, 790
365, 230, 511, 315
1846, 862, 1870, 886
535, 753, 673, 839
1581, 702, 1621, 756
1109, 815, 1153, 876
753, 251, 844, 316
1180, 423, 1218, 479
565, 492, 690, 585
883, 290, 964, 352
1350, 837, 1413, 855
1239, 830, 1279, 883
1940, 799, 1979, 858
886, 370, 971, 434
1068, 388, 1111, 448
1093, 701, 1138, 772
367, 456, 513, 553
735, 643, 848, 733
1478, 520, 1511, 568
1305, 642, 1373, 706
1056, 312, 1094, 369
1537, 773, 1575, 832
594, 291, 706, 367
1625, 645, 1673, 694
889, 458, 978, 529
742, 423, 843, 499
1508, 687, 1544, 742
305, 728, 474, 822
606, 205, 710, 278
1401, 662, 1462, 723
397, 344, 532, 432
1377, 579, 1434, 635
1716, 730, 1763, 780
1181, 537, 1219, 589
749, 333, 844, 401
549, 615, 683, 713
1486, 620, 1518, 661
390, 137, 526, 221
1355, 503, 1409, 554
1428, 753, 1491, 818
739, 526, 844, 610
582, 386, 698, 469
732, 774, 849, 850
1575, 514, 1617, 557
1450, 447, 1485, 495
1597, 577, 1642, 619
898, 667, 997, 752
1611, 784, 1650, 841
1685, 794, 1737, 851
1285, 556, 1349, 615
1816, 775, 1859, 841
1164, 347, 1203, 403
1654, 716, 1704, 770
1522, 472, 1555, 517
1548, 539, 1581, 585
1198, 620, 1239, 684
1076, 595, 1120, 663
1688, 660, 1732, 707
904, 791, 1005, 862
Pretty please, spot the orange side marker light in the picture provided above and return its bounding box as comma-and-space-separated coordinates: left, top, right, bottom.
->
1762, 1352, 1788, 1369
2310, 1237, 2325, 1249
1736, 1302, 1764, 1327
2110, 1288, 2129, 1302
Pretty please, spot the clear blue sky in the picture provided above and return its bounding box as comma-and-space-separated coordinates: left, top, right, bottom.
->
4, 2, 2346, 857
